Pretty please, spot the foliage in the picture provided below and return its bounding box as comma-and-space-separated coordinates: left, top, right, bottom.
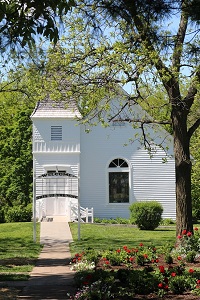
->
94, 217, 131, 224
70, 244, 200, 299
0, 0, 75, 51
160, 218, 176, 226
173, 228, 200, 258
0, 92, 34, 207
4, 205, 32, 223
129, 201, 163, 230
68, 225, 200, 298
0, 207, 5, 223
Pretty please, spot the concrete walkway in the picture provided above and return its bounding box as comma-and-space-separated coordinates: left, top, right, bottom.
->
17, 220, 76, 300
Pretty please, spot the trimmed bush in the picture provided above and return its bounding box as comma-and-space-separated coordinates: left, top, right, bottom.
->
5, 204, 32, 222
129, 201, 163, 230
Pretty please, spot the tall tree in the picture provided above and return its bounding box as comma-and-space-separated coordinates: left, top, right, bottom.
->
41, 0, 199, 235
0, 91, 35, 207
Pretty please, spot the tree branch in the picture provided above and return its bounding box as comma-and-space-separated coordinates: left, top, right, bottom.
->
188, 118, 200, 139
112, 118, 172, 125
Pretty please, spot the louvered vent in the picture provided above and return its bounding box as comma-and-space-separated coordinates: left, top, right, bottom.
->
51, 126, 62, 140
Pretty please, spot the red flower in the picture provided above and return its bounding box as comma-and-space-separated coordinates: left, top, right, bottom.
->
143, 254, 148, 259
197, 280, 200, 284
129, 257, 134, 262
164, 277, 169, 283
151, 259, 155, 263
123, 245, 128, 250
116, 249, 121, 253
105, 260, 110, 265
171, 272, 176, 277
83, 281, 89, 285
156, 259, 159, 263
189, 268, 194, 273
164, 285, 169, 290
194, 227, 198, 231
158, 283, 164, 289
159, 266, 165, 273
139, 243, 144, 247
187, 231, 192, 237
177, 256, 182, 260
182, 229, 187, 235
177, 235, 182, 239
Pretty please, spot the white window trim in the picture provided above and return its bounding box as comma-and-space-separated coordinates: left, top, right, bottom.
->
106, 158, 132, 205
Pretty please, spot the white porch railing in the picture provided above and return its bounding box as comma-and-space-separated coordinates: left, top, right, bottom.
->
70, 202, 94, 223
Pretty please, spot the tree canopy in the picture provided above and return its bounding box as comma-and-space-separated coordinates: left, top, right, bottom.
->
0, 0, 75, 50
43, 0, 199, 235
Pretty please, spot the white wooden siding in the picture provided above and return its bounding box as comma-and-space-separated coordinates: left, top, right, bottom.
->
80, 122, 176, 220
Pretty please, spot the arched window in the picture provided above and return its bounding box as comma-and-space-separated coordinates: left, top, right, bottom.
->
108, 158, 129, 203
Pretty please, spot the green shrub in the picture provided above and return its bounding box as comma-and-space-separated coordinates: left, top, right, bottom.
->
0, 208, 5, 223
160, 218, 175, 226
165, 253, 173, 264
129, 201, 163, 230
5, 204, 32, 222
186, 250, 196, 263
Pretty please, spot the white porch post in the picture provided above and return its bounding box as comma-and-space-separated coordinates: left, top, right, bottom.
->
33, 156, 37, 242
78, 163, 81, 240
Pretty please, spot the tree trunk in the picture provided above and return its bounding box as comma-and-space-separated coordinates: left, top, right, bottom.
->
171, 106, 193, 236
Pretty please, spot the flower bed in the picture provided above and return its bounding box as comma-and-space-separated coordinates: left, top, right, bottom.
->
68, 229, 200, 299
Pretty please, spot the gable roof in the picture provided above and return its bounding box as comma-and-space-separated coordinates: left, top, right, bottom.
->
31, 98, 82, 119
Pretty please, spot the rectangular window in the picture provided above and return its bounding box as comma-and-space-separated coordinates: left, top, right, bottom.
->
51, 126, 62, 141
109, 172, 129, 203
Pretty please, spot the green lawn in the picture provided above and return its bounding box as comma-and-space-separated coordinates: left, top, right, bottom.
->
0, 222, 41, 280
69, 223, 177, 255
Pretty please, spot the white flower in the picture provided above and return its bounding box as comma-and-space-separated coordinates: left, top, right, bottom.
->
70, 260, 95, 271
